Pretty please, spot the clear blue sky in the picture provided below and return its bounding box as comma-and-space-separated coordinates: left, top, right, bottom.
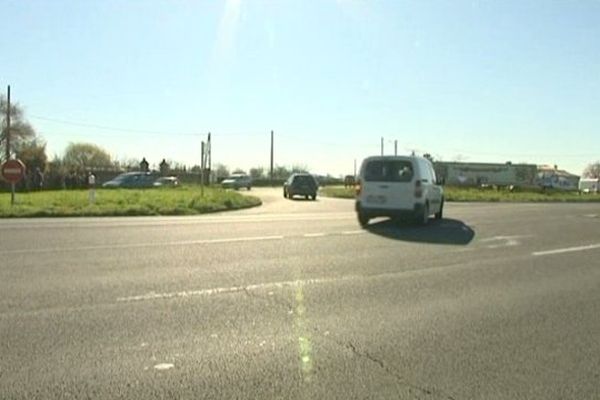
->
1, 0, 599, 176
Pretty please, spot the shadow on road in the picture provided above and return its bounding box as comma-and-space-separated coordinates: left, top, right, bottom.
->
366, 218, 475, 245
288, 197, 319, 202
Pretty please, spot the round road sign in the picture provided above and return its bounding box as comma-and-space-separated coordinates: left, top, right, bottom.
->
1, 159, 26, 184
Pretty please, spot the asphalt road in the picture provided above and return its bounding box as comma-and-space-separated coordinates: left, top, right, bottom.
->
1, 188, 599, 399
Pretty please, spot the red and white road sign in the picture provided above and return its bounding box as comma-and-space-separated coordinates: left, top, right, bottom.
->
1, 159, 26, 184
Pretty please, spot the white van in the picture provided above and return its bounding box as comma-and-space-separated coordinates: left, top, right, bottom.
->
355, 155, 444, 226
579, 178, 599, 194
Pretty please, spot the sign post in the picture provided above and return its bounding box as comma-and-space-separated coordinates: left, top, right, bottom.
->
1, 159, 26, 205
88, 172, 96, 204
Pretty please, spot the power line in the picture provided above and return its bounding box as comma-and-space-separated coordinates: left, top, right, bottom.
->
30, 114, 277, 138
26, 115, 599, 160
444, 148, 598, 159
30, 115, 203, 136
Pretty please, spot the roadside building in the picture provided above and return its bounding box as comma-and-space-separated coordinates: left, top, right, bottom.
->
537, 165, 580, 190
433, 161, 538, 188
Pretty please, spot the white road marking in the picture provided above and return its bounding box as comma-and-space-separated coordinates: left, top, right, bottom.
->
532, 243, 600, 257
303, 233, 326, 238
0, 235, 285, 255
0, 212, 356, 231
117, 276, 355, 303
153, 363, 174, 371
341, 230, 364, 235
480, 235, 532, 249
0, 228, 381, 256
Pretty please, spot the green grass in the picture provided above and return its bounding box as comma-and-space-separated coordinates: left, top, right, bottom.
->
0, 186, 262, 218
320, 185, 600, 203
320, 186, 356, 199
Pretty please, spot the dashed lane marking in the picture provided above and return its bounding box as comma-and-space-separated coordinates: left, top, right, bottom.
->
0, 212, 356, 230
0, 230, 373, 255
303, 233, 326, 238
117, 276, 355, 302
153, 363, 174, 371
341, 230, 365, 235
480, 235, 532, 249
0, 235, 285, 255
532, 243, 600, 257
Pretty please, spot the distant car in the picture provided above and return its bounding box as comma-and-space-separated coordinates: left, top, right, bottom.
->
221, 174, 252, 190
284, 173, 318, 200
153, 176, 180, 187
344, 175, 356, 188
102, 172, 156, 188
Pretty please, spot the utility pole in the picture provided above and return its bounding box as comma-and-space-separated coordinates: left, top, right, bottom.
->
5, 85, 10, 161
353, 159, 357, 179
270, 130, 274, 185
380, 137, 384, 156
207, 132, 211, 184
200, 141, 205, 196
6, 85, 15, 206
394, 140, 398, 156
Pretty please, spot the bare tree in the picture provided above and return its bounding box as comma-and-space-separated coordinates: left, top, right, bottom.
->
213, 163, 230, 179
249, 167, 265, 179
583, 161, 600, 179
273, 165, 291, 180
291, 164, 309, 173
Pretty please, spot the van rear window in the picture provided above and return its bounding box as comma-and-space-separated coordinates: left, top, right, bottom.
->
364, 160, 414, 182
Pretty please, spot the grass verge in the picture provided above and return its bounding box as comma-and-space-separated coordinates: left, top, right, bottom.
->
320, 185, 600, 203
319, 186, 356, 199
0, 186, 262, 218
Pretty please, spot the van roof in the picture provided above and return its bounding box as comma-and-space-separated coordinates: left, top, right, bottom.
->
362, 155, 429, 162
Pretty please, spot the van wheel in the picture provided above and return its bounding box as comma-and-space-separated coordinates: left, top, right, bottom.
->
312, 194, 317, 201
283, 189, 287, 198
416, 203, 429, 225
357, 211, 369, 227
435, 200, 444, 220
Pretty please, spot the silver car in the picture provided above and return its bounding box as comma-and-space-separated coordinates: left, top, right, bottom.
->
221, 174, 252, 190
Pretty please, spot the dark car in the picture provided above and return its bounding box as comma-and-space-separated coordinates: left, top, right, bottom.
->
283, 173, 318, 200
102, 172, 156, 188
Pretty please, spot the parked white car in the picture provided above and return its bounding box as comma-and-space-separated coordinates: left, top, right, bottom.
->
355, 155, 444, 226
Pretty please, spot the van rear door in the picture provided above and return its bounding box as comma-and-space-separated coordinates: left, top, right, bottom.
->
361, 159, 415, 210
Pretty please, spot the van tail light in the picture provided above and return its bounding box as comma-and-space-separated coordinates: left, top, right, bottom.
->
355, 179, 362, 196
415, 180, 423, 198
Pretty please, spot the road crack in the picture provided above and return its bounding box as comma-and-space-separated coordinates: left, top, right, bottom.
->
332, 337, 458, 400
240, 283, 458, 400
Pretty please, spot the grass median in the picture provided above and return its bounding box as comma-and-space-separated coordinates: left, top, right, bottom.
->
320, 185, 600, 203
0, 186, 262, 218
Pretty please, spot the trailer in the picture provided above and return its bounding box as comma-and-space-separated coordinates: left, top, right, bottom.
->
433, 162, 538, 188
